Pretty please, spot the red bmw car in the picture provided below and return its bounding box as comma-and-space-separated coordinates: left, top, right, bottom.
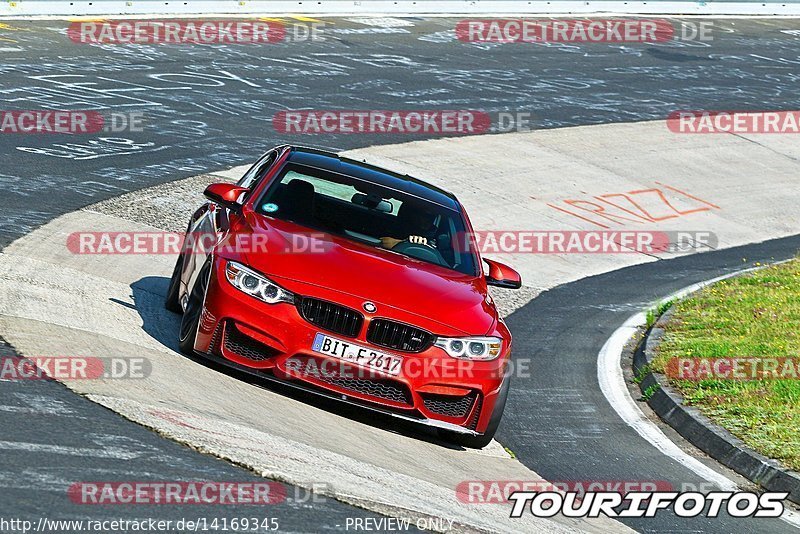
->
165, 145, 522, 447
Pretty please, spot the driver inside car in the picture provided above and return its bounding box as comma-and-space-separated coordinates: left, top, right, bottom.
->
380, 205, 438, 250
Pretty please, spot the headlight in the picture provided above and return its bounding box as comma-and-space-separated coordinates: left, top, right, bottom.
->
434, 336, 502, 360
225, 261, 295, 305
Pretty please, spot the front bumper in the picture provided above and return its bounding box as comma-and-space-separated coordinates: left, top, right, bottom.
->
194, 257, 510, 435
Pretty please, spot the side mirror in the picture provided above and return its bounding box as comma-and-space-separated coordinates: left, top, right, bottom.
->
484, 258, 522, 289
204, 183, 249, 211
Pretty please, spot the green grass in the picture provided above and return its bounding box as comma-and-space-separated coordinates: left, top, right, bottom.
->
641, 383, 660, 401
650, 260, 800, 471
646, 299, 675, 328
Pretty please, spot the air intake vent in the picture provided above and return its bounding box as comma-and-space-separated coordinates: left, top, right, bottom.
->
224, 324, 279, 361
318, 376, 412, 405
422, 392, 478, 419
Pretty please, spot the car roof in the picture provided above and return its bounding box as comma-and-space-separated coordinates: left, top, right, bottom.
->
285, 146, 460, 211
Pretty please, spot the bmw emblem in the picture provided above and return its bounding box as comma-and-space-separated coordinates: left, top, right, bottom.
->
363, 301, 377, 313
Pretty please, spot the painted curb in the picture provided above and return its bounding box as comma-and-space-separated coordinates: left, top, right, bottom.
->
632, 305, 800, 505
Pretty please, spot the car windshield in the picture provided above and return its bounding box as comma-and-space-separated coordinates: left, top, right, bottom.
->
256, 163, 478, 276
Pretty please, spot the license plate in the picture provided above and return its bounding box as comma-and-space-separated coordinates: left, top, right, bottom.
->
311, 333, 403, 376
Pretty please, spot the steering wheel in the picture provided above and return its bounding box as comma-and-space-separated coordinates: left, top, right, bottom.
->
393, 240, 448, 267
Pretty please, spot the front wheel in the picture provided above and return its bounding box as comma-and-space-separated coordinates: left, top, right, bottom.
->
178, 260, 211, 355
164, 252, 185, 314
440, 375, 511, 449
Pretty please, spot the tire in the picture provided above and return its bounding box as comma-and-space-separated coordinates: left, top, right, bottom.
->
441, 375, 511, 449
178, 260, 211, 355
164, 252, 185, 314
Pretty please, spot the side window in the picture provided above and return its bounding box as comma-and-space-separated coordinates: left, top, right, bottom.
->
237, 150, 277, 190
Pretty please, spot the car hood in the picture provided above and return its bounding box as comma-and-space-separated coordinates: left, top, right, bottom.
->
237, 215, 496, 336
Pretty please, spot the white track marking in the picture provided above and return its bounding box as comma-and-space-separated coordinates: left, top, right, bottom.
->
0, 440, 143, 460
598, 264, 800, 529
346, 17, 415, 27
11, 393, 78, 415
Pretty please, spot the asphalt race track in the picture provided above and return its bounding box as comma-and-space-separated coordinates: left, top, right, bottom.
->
2, 15, 800, 532
3, 17, 800, 245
